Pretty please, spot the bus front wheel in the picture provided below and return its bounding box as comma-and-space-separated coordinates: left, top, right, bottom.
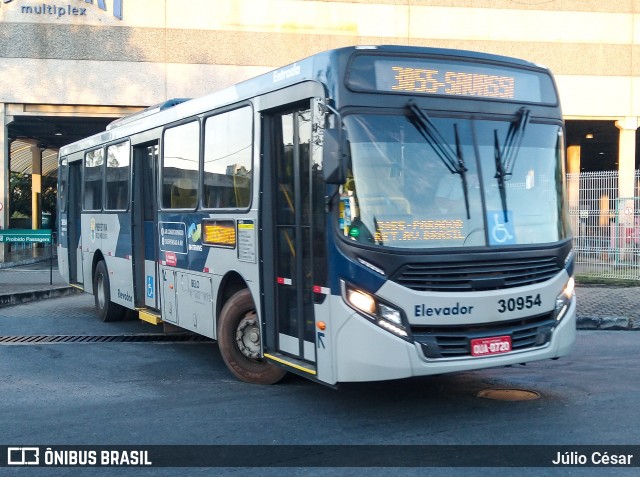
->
218, 289, 286, 385
93, 260, 125, 322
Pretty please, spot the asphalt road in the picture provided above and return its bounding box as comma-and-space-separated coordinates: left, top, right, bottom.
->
0, 294, 639, 476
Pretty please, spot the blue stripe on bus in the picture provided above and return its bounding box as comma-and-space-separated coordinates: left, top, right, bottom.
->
326, 229, 386, 296
115, 214, 133, 258
157, 212, 208, 272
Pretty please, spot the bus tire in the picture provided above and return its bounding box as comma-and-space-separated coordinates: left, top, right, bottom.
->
93, 260, 125, 322
218, 289, 286, 385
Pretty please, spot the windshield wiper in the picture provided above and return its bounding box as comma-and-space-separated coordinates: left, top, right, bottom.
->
502, 107, 531, 175
453, 124, 470, 220
493, 107, 531, 222
408, 101, 470, 219
494, 130, 508, 223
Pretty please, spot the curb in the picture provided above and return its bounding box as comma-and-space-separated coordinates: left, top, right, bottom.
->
0, 286, 83, 309
0, 256, 55, 270
577, 316, 640, 331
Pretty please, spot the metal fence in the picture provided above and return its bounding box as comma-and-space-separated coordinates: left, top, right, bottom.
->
568, 170, 640, 280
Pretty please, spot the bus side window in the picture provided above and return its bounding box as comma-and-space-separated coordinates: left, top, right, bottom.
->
203, 106, 253, 210
105, 141, 130, 211
83, 148, 104, 211
162, 121, 200, 209
171, 178, 197, 209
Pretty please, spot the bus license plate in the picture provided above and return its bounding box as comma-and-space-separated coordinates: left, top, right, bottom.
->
470, 336, 512, 357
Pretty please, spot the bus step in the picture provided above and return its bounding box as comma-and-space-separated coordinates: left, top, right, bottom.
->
264, 352, 317, 376
138, 309, 163, 325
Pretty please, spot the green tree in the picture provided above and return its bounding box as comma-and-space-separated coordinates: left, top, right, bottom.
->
9, 172, 57, 227
9, 172, 31, 218
42, 176, 57, 215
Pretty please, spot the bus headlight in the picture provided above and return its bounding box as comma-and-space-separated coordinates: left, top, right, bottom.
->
346, 288, 376, 315
344, 284, 410, 340
554, 277, 575, 322
379, 303, 402, 326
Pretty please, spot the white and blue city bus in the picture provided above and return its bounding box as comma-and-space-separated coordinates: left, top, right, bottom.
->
57, 45, 576, 385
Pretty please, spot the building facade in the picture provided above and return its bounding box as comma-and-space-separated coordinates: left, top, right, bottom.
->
1, 0, 639, 235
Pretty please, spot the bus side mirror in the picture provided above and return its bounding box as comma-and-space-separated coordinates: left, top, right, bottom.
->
323, 128, 348, 184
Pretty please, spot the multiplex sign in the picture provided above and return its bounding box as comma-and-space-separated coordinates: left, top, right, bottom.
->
1, 0, 123, 20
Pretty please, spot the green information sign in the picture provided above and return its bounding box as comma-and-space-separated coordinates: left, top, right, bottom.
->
0, 229, 53, 244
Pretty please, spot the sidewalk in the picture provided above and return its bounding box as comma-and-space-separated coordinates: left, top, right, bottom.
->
0, 245, 55, 270
574, 284, 640, 330
0, 248, 638, 329
0, 247, 80, 307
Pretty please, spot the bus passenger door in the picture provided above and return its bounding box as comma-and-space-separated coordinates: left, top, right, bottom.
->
262, 104, 318, 364
67, 160, 84, 285
132, 142, 160, 309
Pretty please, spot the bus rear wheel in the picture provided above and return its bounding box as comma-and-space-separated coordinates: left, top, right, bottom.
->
218, 289, 286, 385
93, 260, 125, 322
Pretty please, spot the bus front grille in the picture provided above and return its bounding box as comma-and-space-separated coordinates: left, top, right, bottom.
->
392, 257, 561, 292
411, 313, 556, 359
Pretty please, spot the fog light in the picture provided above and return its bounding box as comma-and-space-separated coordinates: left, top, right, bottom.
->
563, 276, 575, 299
554, 277, 575, 321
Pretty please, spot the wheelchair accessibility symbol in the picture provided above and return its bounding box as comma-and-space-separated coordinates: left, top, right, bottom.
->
488, 211, 516, 245
146, 275, 155, 299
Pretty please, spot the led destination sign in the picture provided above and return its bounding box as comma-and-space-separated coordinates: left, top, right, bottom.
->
347, 55, 557, 104
390, 66, 514, 99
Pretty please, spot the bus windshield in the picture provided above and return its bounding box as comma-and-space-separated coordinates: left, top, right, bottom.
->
339, 112, 569, 249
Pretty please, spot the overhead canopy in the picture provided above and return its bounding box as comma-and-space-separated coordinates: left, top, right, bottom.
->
7, 115, 115, 151
6, 110, 137, 177
10, 140, 59, 177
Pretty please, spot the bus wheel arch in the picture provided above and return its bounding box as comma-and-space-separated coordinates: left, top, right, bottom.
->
91, 250, 105, 293
216, 271, 247, 319
92, 255, 125, 322
217, 288, 286, 385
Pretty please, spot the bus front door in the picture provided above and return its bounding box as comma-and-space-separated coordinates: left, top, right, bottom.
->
263, 105, 317, 365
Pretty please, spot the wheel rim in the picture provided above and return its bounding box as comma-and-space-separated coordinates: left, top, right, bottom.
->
235, 312, 261, 359
96, 273, 106, 309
